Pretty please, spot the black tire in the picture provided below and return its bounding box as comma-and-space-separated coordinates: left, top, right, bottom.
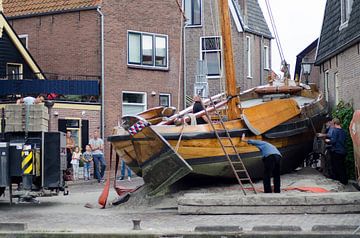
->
0, 187, 5, 197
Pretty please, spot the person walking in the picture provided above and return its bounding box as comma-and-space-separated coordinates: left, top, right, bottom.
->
326, 118, 348, 185
82, 145, 93, 180
118, 160, 132, 181
71, 146, 81, 180
242, 134, 282, 193
89, 130, 106, 183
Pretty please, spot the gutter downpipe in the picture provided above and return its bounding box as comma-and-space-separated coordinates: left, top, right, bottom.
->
183, 23, 187, 109
260, 35, 264, 85
97, 7, 105, 140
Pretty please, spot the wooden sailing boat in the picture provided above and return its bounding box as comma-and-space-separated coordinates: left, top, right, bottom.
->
108, 0, 327, 195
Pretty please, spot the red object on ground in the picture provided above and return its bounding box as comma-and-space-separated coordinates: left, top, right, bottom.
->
98, 174, 110, 208
114, 185, 137, 197
283, 186, 329, 193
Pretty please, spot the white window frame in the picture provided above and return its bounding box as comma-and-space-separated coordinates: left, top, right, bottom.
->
200, 36, 222, 78
335, 72, 340, 106
18, 34, 28, 49
122, 91, 147, 116
324, 70, 329, 102
127, 30, 169, 70
246, 36, 252, 78
159, 93, 171, 107
6, 63, 23, 80
183, 0, 202, 27
264, 45, 270, 70
339, 0, 353, 30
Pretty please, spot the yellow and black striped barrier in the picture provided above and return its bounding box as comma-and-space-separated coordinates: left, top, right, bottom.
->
21, 150, 33, 175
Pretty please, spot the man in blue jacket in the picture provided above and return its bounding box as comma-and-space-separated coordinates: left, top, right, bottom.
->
242, 134, 282, 193
325, 118, 347, 185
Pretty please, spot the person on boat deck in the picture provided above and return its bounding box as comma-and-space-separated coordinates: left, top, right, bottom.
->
242, 134, 282, 193
325, 118, 348, 185
192, 95, 209, 125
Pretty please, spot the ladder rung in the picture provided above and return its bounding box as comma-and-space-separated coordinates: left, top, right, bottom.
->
219, 137, 231, 140
239, 178, 251, 181
232, 162, 244, 164
235, 169, 247, 172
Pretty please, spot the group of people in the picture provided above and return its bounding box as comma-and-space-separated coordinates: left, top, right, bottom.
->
317, 118, 348, 185
66, 130, 132, 183
66, 130, 107, 183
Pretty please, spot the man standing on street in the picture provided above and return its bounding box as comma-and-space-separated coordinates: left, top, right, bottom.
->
242, 134, 282, 193
326, 118, 348, 185
89, 130, 106, 183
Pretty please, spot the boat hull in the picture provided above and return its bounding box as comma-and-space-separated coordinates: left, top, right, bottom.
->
110, 115, 322, 180
109, 88, 327, 182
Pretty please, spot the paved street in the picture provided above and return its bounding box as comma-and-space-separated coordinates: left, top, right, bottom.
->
1, 169, 360, 236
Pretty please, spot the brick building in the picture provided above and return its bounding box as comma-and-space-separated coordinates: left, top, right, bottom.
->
3, 0, 272, 159
294, 39, 320, 87
184, 0, 272, 101
315, 0, 360, 110
2, 0, 183, 158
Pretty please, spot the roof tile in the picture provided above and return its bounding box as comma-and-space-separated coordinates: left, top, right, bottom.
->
316, 0, 360, 64
3, 0, 101, 17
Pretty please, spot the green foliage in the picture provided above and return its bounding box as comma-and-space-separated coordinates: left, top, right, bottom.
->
332, 101, 355, 180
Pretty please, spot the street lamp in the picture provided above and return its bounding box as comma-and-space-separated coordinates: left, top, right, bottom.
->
301, 61, 313, 85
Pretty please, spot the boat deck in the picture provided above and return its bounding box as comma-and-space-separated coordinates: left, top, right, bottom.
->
241, 96, 315, 108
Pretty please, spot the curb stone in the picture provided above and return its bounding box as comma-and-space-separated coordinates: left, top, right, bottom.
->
252, 225, 302, 231
194, 226, 242, 232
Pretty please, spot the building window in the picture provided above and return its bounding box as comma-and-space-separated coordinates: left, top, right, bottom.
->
159, 93, 171, 107
128, 31, 168, 69
184, 0, 201, 26
340, 0, 353, 29
200, 36, 221, 77
264, 45, 270, 70
122, 91, 147, 116
246, 36, 252, 78
6, 63, 23, 80
18, 34, 28, 49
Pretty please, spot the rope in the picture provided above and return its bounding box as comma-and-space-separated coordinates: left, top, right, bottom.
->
175, 123, 186, 152
265, 0, 285, 63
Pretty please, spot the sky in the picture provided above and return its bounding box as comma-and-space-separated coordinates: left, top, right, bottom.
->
257, 0, 327, 76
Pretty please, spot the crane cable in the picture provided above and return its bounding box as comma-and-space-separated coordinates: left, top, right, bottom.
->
264, 0, 285, 64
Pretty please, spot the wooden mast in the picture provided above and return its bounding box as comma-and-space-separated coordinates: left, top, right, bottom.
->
219, 0, 240, 120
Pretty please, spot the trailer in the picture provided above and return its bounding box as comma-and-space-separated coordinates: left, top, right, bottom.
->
0, 103, 68, 204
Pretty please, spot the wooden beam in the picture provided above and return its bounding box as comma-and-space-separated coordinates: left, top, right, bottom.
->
219, 0, 240, 120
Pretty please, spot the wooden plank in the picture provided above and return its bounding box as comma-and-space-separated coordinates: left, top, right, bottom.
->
132, 126, 193, 196
219, 0, 240, 120
242, 99, 301, 135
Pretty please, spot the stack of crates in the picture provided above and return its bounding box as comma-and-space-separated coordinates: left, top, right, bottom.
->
5, 104, 49, 132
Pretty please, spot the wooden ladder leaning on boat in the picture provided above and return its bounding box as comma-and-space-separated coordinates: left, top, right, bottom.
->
201, 98, 257, 195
